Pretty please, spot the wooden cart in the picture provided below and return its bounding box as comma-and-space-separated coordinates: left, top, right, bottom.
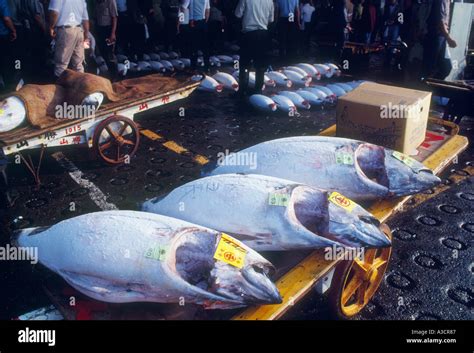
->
424, 78, 474, 124
0, 75, 201, 185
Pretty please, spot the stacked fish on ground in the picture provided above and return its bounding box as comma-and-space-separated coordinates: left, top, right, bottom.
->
193, 60, 364, 114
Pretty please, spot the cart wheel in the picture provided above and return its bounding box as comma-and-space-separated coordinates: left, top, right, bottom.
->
327, 224, 392, 319
93, 115, 140, 165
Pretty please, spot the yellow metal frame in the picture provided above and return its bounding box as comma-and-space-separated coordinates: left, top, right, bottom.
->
232, 118, 468, 320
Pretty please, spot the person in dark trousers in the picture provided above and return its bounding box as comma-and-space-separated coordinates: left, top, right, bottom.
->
208, 0, 225, 54
0, 0, 16, 91
276, 0, 300, 62
332, 0, 347, 59
7, 0, 45, 85
177, 0, 191, 58
235, 0, 274, 96
161, 0, 179, 51
116, 0, 132, 56
94, 0, 118, 78
422, 0, 457, 79
355, 0, 376, 44
382, 0, 400, 44
127, 0, 152, 60
300, 0, 315, 55
189, 0, 210, 69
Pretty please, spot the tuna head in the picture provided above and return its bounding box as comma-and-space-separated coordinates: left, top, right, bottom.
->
383, 149, 441, 196
355, 142, 440, 198
172, 230, 281, 309
287, 186, 391, 249
354, 143, 391, 199
326, 197, 391, 248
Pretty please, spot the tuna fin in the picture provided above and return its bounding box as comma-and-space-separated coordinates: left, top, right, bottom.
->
59, 271, 147, 302
12, 226, 50, 247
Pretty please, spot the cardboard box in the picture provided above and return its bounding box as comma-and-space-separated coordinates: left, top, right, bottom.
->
336, 82, 431, 154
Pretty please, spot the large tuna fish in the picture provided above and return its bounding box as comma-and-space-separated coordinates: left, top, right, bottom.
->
313, 64, 331, 78
333, 82, 353, 92
282, 70, 311, 87
271, 94, 296, 113
296, 63, 321, 80
284, 66, 311, 78
266, 71, 292, 87
150, 61, 166, 73
213, 72, 239, 91
171, 59, 185, 70
197, 76, 224, 93
142, 174, 391, 250
208, 136, 441, 201
296, 89, 324, 105
14, 211, 281, 309
326, 63, 341, 77
249, 94, 277, 112
160, 60, 175, 71
326, 84, 347, 97
278, 91, 311, 110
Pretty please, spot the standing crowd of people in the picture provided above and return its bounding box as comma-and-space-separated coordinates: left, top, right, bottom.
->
0, 0, 459, 94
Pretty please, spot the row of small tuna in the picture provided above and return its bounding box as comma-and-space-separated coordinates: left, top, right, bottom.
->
15, 136, 441, 310
198, 63, 343, 93
249, 81, 364, 113
97, 52, 241, 77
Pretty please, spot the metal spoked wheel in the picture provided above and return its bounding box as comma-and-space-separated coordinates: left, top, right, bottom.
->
93, 116, 140, 165
327, 224, 392, 319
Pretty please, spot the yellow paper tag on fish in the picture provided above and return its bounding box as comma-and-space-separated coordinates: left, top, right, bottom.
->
214, 233, 247, 269
335, 151, 354, 165
392, 151, 417, 170
0, 108, 4, 115
268, 193, 290, 207
144, 245, 168, 261
328, 191, 356, 212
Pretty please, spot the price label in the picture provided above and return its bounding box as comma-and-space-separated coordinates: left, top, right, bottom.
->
328, 191, 356, 212
335, 151, 354, 165
144, 245, 168, 261
268, 193, 290, 207
392, 151, 417, 170
214, 233, 247, 269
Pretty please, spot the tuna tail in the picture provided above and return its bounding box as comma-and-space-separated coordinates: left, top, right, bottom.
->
141, 193, 168, 211
201, 160, 219, 176
11, 226, 48, 247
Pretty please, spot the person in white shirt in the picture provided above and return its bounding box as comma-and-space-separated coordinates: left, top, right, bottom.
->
235, 0, 274, 95
48, 0, 90, 77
